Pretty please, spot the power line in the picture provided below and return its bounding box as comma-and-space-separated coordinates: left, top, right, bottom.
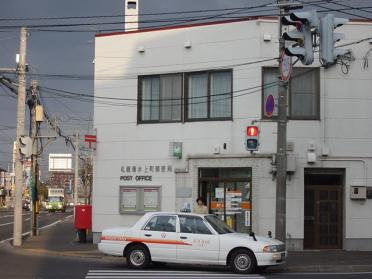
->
0, 1, 367, 33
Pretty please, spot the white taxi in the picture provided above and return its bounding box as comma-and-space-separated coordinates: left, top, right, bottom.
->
98, 212, 286, 274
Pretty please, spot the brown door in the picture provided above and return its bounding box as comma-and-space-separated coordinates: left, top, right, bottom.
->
304, 185, 342, 249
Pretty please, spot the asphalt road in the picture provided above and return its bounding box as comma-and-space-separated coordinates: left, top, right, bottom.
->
0, 209, 72, 242
0, 248, 372, 279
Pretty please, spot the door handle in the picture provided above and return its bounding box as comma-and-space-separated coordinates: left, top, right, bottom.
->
144, 234, 152, 237
180, 236, 187, 239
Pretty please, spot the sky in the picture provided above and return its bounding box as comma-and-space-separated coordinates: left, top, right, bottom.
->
0, 0, 371, 177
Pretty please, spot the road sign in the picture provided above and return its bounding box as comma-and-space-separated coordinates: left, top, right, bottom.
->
84, 134, 97, 149
265, 94, 275, 117
280, 51, 292, 82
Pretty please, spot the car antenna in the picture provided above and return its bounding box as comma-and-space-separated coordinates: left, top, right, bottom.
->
249, 231, 257, 241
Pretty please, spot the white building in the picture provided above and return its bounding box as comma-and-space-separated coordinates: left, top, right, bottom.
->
93, 2, 372, 250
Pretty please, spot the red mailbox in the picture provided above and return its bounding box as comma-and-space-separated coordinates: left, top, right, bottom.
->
74, 205, 92, 230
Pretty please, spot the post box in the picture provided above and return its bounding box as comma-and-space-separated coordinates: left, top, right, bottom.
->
74, 205, 92, 243
74, 205, 92, 230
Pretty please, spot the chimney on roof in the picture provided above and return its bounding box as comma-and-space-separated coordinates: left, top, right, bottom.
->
124, 0, 139, 31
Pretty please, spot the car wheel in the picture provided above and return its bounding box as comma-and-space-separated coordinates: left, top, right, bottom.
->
126, 245, 150, 269
230, 249, 256, 274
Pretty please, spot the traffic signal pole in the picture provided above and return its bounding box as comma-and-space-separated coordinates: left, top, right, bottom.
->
30, 80, 39, 236
74, 131, 79, 206
13, 27, 28, 246
275, 0, 288, 244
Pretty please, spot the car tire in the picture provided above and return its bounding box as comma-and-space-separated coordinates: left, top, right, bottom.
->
230, 249, 257, 274
126, 245, 150, 269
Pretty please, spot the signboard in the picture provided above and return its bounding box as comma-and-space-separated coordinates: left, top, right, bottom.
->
265, 94, 275, 117
144, 188, 159, 211
120, 188, 137, 211
49, 154, 72, 172
85, 134, 97, 149
215, 188, 224, 199
279, 51, 292, 82
119, 186, 161, 214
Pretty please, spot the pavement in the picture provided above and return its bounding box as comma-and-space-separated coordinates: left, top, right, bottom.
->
2, 216, 372, 273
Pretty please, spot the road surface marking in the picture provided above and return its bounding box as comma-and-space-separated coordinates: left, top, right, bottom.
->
0, 221, 13, 227
278, 271, 372, 275
0, 217, 35, 227
0, 215, 72, 244
85, 270, 265, 279
0, 213, 31, 219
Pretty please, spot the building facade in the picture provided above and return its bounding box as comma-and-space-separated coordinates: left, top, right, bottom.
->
93, 15, 372, 250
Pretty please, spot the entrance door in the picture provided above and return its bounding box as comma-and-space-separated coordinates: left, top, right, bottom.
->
199, 167, 252, 234
304, 184, 343, 249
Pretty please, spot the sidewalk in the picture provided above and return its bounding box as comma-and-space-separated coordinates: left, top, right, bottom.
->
5, 217, 372, 272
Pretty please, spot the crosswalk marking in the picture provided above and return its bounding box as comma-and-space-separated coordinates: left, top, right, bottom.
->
85, 270, 265, 279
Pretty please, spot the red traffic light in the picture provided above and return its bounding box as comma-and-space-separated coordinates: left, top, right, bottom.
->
247, 126, 259, 137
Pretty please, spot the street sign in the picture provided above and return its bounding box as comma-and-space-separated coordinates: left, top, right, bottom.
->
265, 94, 275, 117
84, 134, 97, 149
279, 51, 292, 82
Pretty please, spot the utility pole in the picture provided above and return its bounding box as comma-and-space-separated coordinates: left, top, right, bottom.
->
275, 0, 288, 244
13, 27, 28, 246
29, 80, 39, 236
74, 131, 79, 206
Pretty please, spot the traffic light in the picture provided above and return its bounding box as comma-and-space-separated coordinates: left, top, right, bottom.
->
282, 10, 318, 65
19, 136, 32, 158
320, 14, 349, 66
245, 126, 259, 152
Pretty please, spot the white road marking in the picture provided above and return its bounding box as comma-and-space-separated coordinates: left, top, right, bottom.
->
278, 271, 372, 276
0, 215, 73, 244
0, 216, 37, 227
0, 213, 31, 219
85, 270, 265, 279
0, 221, 13, 227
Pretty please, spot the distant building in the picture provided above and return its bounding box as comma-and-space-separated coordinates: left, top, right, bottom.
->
92, 1, 372, 251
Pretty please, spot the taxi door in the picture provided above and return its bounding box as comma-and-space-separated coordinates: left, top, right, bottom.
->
141, 214, 178, 261
176, 215, 220, 264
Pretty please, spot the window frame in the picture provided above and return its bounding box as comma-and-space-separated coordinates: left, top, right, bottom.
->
261, 66, 320, 120
178, 215, 212, 235
185, 69, 233, 122
137, 69, 233, 124
137, 74, 184, 124
143, 215, 177, 233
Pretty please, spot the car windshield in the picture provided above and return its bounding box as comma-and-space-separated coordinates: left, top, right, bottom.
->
48, 197, 63, 202
205, 215, 234, 234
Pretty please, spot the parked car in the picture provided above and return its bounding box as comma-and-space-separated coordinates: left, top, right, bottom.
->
98, 212, 287, 274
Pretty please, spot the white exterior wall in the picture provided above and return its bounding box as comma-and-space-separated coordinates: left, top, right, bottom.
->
93, 19, 372, 250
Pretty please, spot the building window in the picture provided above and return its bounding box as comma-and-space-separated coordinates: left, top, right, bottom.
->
186, 70, 232, 121
138, 70, 232, 123
262, 67, 320, 120
139, 74, 182, 122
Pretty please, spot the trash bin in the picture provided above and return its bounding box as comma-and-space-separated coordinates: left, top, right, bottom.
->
74, 205, 92, 243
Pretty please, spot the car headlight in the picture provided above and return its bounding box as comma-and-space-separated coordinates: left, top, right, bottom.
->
263, 245, 279, 253
58, 204, 62, 208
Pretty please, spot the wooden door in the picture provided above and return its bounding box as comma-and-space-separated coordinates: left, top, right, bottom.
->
304, 185, 342, 249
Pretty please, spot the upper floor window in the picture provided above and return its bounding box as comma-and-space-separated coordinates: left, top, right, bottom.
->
186, 71, 232, 121
262, 67, 320, 120
140, 74, 182, 122
138, 70, 232, 123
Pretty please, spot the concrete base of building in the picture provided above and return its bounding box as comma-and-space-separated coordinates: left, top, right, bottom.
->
286, 239, 303, 251
344, 238, 372, 251
93, 232, 101, 244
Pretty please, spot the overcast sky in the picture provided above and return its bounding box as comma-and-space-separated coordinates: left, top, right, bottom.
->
0, 0, 370, 176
